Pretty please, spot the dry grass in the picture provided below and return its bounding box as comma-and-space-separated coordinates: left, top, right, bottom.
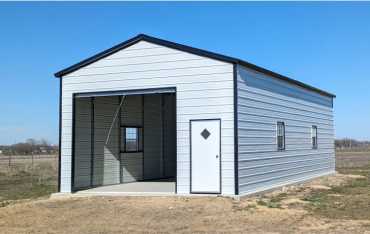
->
1, 151, 370, 233
0, 188, 369, 234
0, 159, 57, 204
336, 151, 370, 168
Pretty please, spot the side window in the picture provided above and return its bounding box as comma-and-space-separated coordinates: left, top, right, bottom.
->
121, 127, 143, 152
277, 122, 285, 151
312, 125, 318, 149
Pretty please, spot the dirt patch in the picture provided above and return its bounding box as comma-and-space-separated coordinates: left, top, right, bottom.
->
0, 200, 364, 233
0, 194, 369, 234
1, 170, 370, 234
1, 152, 370, 233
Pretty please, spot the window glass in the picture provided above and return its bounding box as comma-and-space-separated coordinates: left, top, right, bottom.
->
312, 126, 318, 149
277, 122, 285, 150
121, 127, 142, 152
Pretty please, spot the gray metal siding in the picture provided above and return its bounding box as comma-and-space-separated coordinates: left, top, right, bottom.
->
121, 152, 143, 183
121, 95, 143, 126
237, 65, 335, 195
238, 66, 333, 107
92, 96, 120, 186
120, 95, 143, 183
143, 94, 163, 179
163, 94, 176, 178
73, 98, 92, 188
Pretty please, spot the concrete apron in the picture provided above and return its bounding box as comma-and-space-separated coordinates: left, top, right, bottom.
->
50, 181, 237, 199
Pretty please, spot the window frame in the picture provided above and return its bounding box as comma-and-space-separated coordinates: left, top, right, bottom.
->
311, 125, 318, 149
120, 126, 143, 153
276, 121, 286, 151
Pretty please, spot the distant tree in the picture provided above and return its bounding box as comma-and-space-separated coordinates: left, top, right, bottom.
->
335, 138, 370, 150
1, 138, 55, 155
13, 142, 32, 155
39, 138, 49, 146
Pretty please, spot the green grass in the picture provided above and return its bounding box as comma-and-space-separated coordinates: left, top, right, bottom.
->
257, 199, 282, 209
256, 192, 288, 209
0, 162, 57, 205
303, 165, 370, 220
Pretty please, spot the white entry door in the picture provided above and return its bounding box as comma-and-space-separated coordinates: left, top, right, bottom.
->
190, 119, 221, 194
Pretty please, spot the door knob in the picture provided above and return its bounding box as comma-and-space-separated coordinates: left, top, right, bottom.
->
216, 155, 219, 158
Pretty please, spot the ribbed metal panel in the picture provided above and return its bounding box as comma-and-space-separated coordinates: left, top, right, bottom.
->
163, 94, 176, 178
237, 65, 335, 195
120, 95, 143, 183
73, 98, 92, 189
60, 40, 235, 194
92, 96, 120, 186
143, 94, 163, 179
121, 152, 143, 183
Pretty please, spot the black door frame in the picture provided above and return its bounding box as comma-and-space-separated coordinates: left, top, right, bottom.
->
70, 87, 177, 193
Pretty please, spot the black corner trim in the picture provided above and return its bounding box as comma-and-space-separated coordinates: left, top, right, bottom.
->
54, 34, 335, 98
233, 64, 239, 195
57, 78, 62, 192
90, 97, 95, 187
71, 94, 76, 192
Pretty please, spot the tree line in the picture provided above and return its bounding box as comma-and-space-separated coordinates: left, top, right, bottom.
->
335, 138, 370, 150
0, 138, 58, 156
0, 138, 368, 155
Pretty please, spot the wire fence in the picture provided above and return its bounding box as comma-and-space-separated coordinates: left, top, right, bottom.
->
0, 154, 58, 167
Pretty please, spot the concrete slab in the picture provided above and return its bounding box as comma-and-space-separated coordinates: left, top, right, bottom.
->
50, 179, 237, 198
76, 180, 175, 195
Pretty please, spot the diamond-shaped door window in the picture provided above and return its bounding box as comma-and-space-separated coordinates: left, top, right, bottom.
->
201, 128, 211, 139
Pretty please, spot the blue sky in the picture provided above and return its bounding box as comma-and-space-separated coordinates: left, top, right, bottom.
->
0, 2, 369, 144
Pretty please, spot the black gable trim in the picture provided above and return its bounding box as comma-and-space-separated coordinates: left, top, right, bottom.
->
54, 34, 238, 78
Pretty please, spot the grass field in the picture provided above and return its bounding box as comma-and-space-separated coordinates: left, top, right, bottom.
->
0, 156, 57, 205
0, 151, 369, 233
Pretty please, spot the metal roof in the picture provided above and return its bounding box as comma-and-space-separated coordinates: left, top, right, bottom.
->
54, 34, 335, 98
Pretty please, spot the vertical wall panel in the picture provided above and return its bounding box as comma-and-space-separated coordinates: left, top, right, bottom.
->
120, 95, 143, 183
143, 94, 163, 179
92, 96, 120, 186
121, 152, 143, 183
73, 98, 92, 189
163, 94, 176, 178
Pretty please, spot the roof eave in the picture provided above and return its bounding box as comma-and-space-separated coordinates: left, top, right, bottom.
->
236, 60, 336, 98
54, 34, 144, 78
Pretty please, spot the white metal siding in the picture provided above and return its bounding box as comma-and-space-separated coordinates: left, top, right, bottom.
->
237, 65, 335, 195
60, 41, 235, 194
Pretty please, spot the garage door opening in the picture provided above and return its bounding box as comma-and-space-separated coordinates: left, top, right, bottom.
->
71, 91, 176, 194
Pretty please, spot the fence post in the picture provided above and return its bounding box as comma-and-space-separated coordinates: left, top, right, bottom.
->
31, 153, 34, 186
8, 155, 11, 167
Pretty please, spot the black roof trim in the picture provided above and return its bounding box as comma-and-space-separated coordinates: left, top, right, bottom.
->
54, 34, 335, 98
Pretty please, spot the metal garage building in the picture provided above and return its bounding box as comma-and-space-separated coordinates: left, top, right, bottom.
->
55, 34, 335, 196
